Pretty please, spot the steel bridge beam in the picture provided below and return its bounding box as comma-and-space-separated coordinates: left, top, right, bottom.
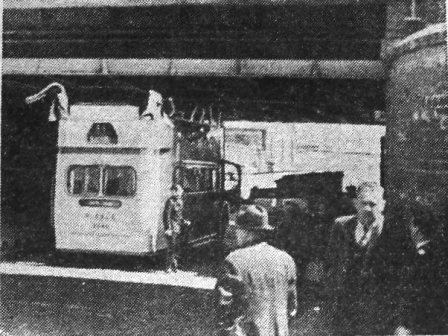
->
2, 58, 386, 79
4, 0, 386, 9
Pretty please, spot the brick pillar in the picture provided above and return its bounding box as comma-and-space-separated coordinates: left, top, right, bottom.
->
420, 0, 446, 24
382, 0, 446, 58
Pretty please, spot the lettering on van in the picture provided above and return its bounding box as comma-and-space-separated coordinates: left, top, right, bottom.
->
414, 93, 448, 130
91, 222, 110, 230
84, 211, 117, 230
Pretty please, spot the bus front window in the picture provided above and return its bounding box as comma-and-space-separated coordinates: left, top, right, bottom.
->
67, 166, 101, 195
103, 166, 136, 196
86, 167, 100, 194
68, 166, 85, 195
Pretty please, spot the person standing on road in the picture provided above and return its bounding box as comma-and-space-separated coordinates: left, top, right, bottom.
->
216, 204, 298, 336
163, 184, 190, 272
325, 182, 390, 334
275, 198, 311, 270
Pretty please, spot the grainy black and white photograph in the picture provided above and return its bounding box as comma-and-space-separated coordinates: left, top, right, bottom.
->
1, 0, 447, 335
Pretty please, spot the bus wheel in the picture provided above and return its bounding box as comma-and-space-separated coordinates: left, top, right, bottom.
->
49, 250, 66, 266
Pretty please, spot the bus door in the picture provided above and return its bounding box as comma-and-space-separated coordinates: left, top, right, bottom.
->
174, 163, 221, 243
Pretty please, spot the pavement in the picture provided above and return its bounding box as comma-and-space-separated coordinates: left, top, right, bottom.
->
0, 260, 332, 336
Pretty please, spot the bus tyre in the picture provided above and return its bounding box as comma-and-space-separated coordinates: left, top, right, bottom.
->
50, 250, 65, 266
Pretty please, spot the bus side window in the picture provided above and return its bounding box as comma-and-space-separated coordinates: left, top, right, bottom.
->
213, 169, 219, 190
174, 167, 182, 186
183, 168, 196, 192
197, 168, 205, 191
202, 168, 210, 191
204, 168, 218, 191
181, 166, 219, 192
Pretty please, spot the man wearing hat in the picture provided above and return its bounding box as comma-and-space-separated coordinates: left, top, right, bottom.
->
216, 204, 298, 336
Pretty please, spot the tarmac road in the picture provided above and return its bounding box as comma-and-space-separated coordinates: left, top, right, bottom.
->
0, 262, 332, 336
1, 270, 215, 336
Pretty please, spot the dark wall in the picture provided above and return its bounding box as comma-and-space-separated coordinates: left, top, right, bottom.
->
1, 81, 58, 255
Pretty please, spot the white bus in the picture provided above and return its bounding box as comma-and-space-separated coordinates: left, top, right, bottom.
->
28, 85, 241, 255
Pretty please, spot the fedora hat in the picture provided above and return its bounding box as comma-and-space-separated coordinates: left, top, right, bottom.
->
235, 204, 274, 231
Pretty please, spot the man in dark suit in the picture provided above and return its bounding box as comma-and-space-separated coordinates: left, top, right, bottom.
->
216, 204, 298, 336
163, 184, 191, 272
394, 202, 448, 335
325, 182, 389, 334
275, 198, 311, 273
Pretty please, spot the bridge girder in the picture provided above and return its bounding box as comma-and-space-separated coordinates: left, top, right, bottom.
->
3, 58, 386, 79
4, 0, 387, 9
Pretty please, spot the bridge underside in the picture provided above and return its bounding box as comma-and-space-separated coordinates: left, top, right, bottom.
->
4, 4, 386, 62
4, 1, 387, 120
3, 2, 387, 120
4, 75, 384, 123
1, 1, 387, 257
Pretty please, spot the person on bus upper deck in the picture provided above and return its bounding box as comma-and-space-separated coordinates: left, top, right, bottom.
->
215, 204, 297, 336
163, 184, 191, 273
325, 181, 390, 335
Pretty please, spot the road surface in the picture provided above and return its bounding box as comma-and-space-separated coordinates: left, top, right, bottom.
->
0, 260, 332, 336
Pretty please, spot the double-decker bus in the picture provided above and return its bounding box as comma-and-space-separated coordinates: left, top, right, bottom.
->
27, 84, 241, 255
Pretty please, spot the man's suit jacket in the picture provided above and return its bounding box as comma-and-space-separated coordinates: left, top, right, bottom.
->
325, 215, 405, 334
216, 242, 297, 336
325, 215, 384, 294
163, 196, 184, 235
